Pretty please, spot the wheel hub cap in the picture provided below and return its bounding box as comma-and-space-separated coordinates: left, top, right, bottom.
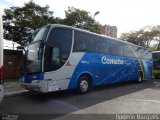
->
80, 80, 88, 92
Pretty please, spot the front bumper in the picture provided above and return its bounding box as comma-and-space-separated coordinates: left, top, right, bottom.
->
20, 80, 48, 93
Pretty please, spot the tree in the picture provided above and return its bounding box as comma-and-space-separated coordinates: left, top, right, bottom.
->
3, 3, 101, 46
150, 44, 158, 51
3, 1, 55, 46
120, 25, 160, 49
120, 31, 143, 46
151, 25, 160, 50
63, 7, 100, 33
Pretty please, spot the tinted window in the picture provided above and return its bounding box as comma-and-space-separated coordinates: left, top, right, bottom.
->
138, 47, 147, 59
29, 27, 50, 43
131, 46, 152, 60
26, 42, 43, 73
123, 44, 134, 57
140, 48, 152, 60
153, 53, 160, 59
110, 41, 124, 56
146, 51, 152, 60
95, 37, 110, 54
153, 60, 160, 69
153, 53, 160, 69
139, 48, 144, 59
73, 31, 94, 52
132, 46, 139, 57
44, 27, 72, 72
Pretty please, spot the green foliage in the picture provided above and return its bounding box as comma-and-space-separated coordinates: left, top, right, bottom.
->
120, 31, 143, 46
63, 7, 100, 33
3, 3, 100, 46
150, 44, 158, 51
120, 25, 160, 50
3, 1, 55, 46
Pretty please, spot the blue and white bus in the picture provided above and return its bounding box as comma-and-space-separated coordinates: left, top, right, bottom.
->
20, 24, 152, 94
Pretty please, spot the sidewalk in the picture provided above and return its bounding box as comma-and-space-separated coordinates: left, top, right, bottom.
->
4, 79, 28, 97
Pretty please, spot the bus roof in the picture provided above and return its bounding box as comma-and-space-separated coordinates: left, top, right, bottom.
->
45, 24, 148, 49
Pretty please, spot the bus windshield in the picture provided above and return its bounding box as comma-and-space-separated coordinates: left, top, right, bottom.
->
153, 52, 160, 70
28, 26, 50, 43
25, 42, 43, 73
21, 26, 50, 74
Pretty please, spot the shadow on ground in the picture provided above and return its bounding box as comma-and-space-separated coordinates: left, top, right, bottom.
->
0, 79, 159, 120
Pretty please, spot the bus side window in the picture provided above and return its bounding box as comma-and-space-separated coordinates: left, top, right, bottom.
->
51, 47, 60, 65
110, 41, 124, 56
95, 37, 110, 54
73, 31, 94, 52
44, 46, 60, 71
123, 45, 134, 57
45, 27, 72, 72
76, 42, 87, 52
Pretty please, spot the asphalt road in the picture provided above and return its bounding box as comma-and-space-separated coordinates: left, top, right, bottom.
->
1, 79, 160, 120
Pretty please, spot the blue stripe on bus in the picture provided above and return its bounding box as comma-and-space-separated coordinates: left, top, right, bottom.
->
20, 72, 44, 83
68, 53, 152, 89
141, 59, 153, 78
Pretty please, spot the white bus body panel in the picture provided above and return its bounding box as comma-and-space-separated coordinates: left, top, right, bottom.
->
45, 52, 85, 92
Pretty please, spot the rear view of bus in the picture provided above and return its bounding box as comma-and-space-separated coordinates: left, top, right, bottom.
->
152, 51, 160, 78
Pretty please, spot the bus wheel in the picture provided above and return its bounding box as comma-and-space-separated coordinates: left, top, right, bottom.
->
77, 76, 91, 94
155, 75, 158, 79
138, 73, 143, 82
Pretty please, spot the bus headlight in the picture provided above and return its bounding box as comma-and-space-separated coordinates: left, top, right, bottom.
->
31, 80, 40, 84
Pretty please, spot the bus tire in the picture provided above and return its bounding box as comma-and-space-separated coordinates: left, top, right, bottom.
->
138, 72, 143, 82
155, 75, 158, 79
77, 76, 91, 94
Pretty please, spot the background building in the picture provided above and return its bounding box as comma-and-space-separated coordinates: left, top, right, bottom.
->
99, 24, 117, 38
3, 49, 22, 80
3, 40, 22, 80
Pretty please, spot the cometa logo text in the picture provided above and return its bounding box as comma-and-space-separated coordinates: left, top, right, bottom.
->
101, 56, 124, 65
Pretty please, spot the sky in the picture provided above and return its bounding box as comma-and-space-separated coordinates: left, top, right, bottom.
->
1, 0, 160, 38
3, 40, 20, 50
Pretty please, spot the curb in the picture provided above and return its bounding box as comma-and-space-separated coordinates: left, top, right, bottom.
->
4, 90, 29, 97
